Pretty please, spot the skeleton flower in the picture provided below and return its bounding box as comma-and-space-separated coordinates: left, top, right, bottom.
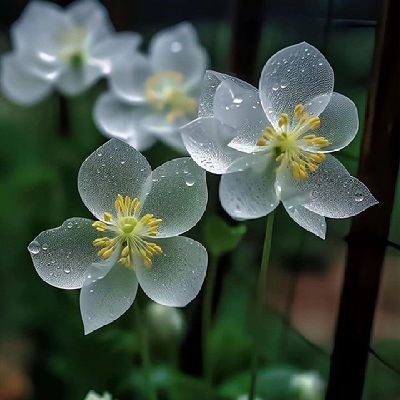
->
28, 139, 208, 334
1, 0, 140, 105
94, 22, 208, 152
84, 391, 113, 400
181, 42, 377, 239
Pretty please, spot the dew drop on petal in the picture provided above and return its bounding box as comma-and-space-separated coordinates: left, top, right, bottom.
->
42, 243, 48, 251
354, 193, 364, 202
28, 241, 41, 255
64, 267, 71, 274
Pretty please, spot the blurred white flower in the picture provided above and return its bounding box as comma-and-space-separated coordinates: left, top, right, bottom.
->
28, 139, 208, 334
84, 391, 113, 400
290, 372, 324, 400
1, 0, 141, 105
181, 42, 377, 239
94, 22, 208, 152
237, 394, 263, 400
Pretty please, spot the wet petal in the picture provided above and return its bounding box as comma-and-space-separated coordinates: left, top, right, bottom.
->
149, 22, 207, 89
28, 218, 99, 290
283, 203, 326, 239
135, 236, 207, 307
109, 54, 153, 103
219, 154, 279, 220
259, 42, 334, 127
141, 158, 207, 238
299, 92, 359, 153
180, 117, 244, 174
56, 64, 103, 95
93, 93, 156, 151
139, 110, 187, 136
80, 262, 138, 334
213, 79, 267, 130
1, 53, 52, 105
78, 139, 152, 220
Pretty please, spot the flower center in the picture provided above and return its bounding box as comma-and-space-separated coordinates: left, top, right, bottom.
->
59, 26, 88, 67
92, 195, 162, 270
256, 104, 330, 180
144, 71, 198, 124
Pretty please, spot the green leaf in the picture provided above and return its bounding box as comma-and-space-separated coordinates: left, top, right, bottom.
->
203, 214, 247, 257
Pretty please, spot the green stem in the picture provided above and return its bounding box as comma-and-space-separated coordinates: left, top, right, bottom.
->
202, 254, 219, 385
135, 304, 158, 400
248, 211, 275, 400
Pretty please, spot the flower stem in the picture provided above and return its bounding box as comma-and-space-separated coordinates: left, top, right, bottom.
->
202, 254, 218, 385
248, 211, 275, 400
135, 304, 158, 400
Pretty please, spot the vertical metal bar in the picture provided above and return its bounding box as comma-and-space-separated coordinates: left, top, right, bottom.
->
326, 0, 400, 398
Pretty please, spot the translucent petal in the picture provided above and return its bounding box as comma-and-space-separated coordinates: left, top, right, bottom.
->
93, 93, 156, 151
141, 158, 207, 238
180, 117, 244, 174
299, 92, 359, 153
78, 139, 152, 220
198, 70, 257, 118
149, 22, 207, 89
277, 155, 378, 218
11, 1, 72, 57
213, 79, 267, 130
259, 42, 334, 127
1, 53, 52, 106
219, 154, 280, 220
283, 203, 326, 239
158, 132, 187, 153
80, 262, 138, 334
109, 54, 152, 103
135, 236, 207, 307
139, 110, 187, 136
90, 32, 142, 75
67, 0, 113, 42
28, 218, 99, 290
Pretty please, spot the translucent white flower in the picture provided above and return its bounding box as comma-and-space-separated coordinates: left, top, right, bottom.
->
94, 22, 208, 152
181, 42, 378, 239
84, 391, 113, 400
1, 0, 141, 105
290, 372, 324, 400
28, 139, 208, 334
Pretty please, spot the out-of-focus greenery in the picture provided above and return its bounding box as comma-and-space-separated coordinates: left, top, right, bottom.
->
0, 7, 399, 400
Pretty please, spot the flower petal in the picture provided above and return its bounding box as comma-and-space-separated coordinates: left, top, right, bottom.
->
80, 262, 138, 334
109, 53, 153, 103
135, 236, 207, 307
93, 93, 156, 151
259, 42, 334, 127
219, 154, 280, 220
139, 110, 188, 136
158, 132, 188, 153
149, 22, 207, 89
28, 218, 99, 289
283, 203, 326, 239
180, 117, 244, 174
141, 158, 207, 238
78, 139, 152, 220
67, 0, 113, 42
299, 92, 359, 153
1, 53, 52, 105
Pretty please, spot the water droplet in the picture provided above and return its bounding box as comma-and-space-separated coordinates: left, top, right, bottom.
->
233, 97, 243, 104
64, 267, 71, 274
28, 241, 41, 254
185, 179, 195, 187
354, 193, 364, 202
120, 160, 126, 165
67, 222, 74, 229
280, 80, 288, 89
97, 153, 102, 157
272, 82, 279, 91
42, 243, 48, 251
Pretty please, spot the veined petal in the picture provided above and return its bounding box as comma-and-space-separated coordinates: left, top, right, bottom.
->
80, 261, 138, 334
180, 117, 244, 174
1, 53, 52, 106
149, 22, 207, 89
28, 218, 99, 289
135, 236, 207, 307
259, 42, 334, 128
219, 154, 280, 220
283, 203, 326, 239
141, 158, 207, 238
213, 79, 267, 129
78, 139, 152, 220
299, 92, 359, 153
109, 53, 152, 103
93, 92, 156, 151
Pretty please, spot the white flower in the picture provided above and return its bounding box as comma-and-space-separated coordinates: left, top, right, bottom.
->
94, 22, 208, 152
28, 139, 208, 334
84, 391, 113, 400
1, 0, 141, 105
180, 42, 378, 239
290, 372, 324, 400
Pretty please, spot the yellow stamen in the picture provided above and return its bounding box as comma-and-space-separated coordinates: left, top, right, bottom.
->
294, 104, 305, 118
